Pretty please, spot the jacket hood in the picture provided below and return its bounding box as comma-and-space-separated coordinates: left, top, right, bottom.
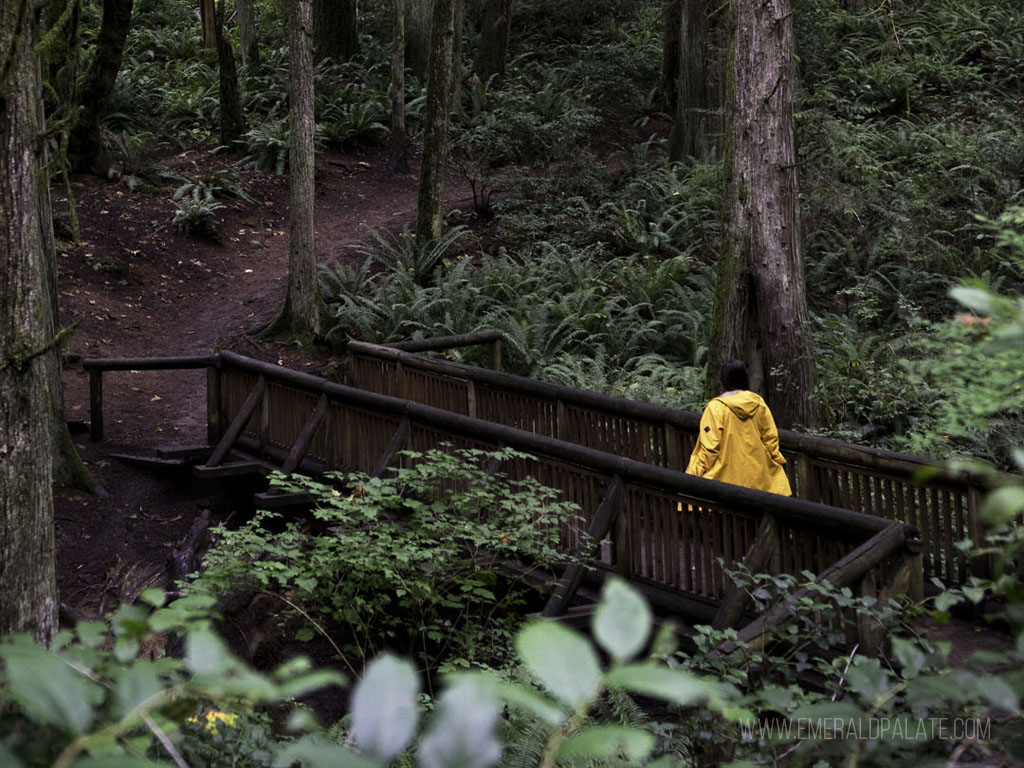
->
714, 391, 763, 421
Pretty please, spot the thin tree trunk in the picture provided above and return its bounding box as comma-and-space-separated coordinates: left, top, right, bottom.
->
215, 0, 245, 147
237, 0, 260, 66
200, 0, 216, 48
313, 0, 358, 62
267, 0, 322, 341
451, 0, 464, 103
388, 0, 409, 172
473, 0, 512, 81
660, 0, 680, 111
68, 0, 134, 176
405, 0, 432, 81
708, 0, 818, 429
1, 0, 59, 642
415, 0, 457, 243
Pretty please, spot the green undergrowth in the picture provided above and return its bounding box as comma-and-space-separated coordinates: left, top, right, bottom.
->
184, 447, 584, 678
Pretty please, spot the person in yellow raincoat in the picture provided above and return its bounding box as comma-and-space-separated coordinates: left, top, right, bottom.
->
686, 360, 792, 496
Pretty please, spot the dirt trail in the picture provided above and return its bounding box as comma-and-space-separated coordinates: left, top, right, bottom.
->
56, 145, 470, 616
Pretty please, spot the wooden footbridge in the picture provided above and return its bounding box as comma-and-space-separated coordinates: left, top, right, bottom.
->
81, 332, 999, 649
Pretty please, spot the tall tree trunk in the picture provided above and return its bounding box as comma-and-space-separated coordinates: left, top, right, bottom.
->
313, 0, 358, 62
473, 0, 512, 81
199, 0, 216, 48
388, 0, 409, 172
405, 0, 432, 81
67, 0, 134, 176
414, 0, 457, 243
708, 0, 818, 429
266, 0, 322, 341
237, 0, 260, 66
660, 0, 680, 111
669, 0, 706, 159
451, 0, 464, 103
1, 0, 59, 643
215, 0, 245, 147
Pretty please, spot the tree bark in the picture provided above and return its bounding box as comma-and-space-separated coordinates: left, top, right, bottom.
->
313, 0, 358, 62
266, 0, 322, 341
708, 0, 818, 429
214, 0, 245, 147
414, 0, 457, 243
199, 0, 216, 48
660, 0, 681, 111
236, 0, 260, 67
669, 0, 724, 161
473, 0, 512, 81
1, 0, 59, 643
405, 0, 432, 81
388, 0, 409, 172
67, 0, 134, 176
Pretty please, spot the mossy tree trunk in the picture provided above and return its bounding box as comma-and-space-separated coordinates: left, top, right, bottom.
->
67, 0, 134, 176
1, 0, 59, 643
388, 0, 409, 172
473, 0, 512, 81
199, 0, 216, 48
214, 0, 245, 147
237, 0, 260, 66
313, 0, 358, 62
708, 0, 818, 429
267, 0, 322, 342
669, 0, 724, 161
414, 0, 457, 243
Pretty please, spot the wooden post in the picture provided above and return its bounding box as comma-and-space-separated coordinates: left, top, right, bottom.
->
396, 360, 406, 399
711, 514, 778, 630
206, 377, 266, 468
794, 453, 810, 501
556, 399, 567, 441
281, 394, 329, 474
466, 379, 477, 419
664, 423, 681, 471
206, 365, 222, 446
371, 418, 412, 478
856, 569, 882, 653
544, 476, 625, 616
89, 369, 104, 441
490, 337, 502, 371
966, 486, 992, 579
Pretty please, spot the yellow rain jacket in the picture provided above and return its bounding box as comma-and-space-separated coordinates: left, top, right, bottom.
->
685, 391, 792, 496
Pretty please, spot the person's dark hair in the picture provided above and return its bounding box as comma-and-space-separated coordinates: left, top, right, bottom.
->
720, 359, 749, 392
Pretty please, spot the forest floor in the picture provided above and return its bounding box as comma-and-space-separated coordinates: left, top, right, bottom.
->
54, 143, 473, 620
52, 143, 1012, 673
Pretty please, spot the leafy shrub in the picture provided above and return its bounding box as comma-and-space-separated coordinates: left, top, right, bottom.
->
188, 447, 584, 674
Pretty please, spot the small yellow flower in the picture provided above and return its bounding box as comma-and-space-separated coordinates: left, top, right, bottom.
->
188, 709, 238, 733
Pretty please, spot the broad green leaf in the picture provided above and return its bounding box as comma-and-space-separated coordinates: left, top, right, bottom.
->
891, 637, 926, 679
516, 622, 602, 708
977, 675, 1019, 711
75, 621, 107, 649
556, 725, 654, 761
418, 679, 502, 768
74, 758, 166, 768
350, 655, 420, 762
0, 639, 96, 734
186, 630, 230, 676
950, 287, 994, 316
593, 578, 651, 662
112, 663, 164, 717
446, 672, 565, 726
277, 670, 347, 700
272, 736, 380, 768
139, 588, 166, 608
605, 664, 719, 707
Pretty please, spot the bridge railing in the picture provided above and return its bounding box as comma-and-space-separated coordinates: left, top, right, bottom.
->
345, 340, 996, 586
210, 351, 921, 632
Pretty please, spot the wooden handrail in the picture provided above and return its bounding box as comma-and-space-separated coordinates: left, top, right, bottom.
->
346, 341, 1007, 486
